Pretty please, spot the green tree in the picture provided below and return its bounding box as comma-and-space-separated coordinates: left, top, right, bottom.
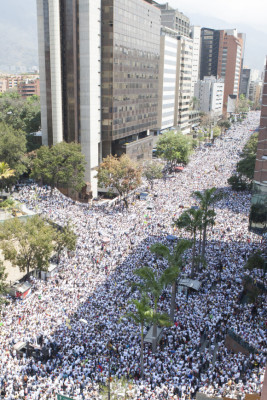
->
31, 142, 86, 195
192, 188, 219, 261
227, 174, 247, 191
143, 161, 163, 189
0, 123, 27, 180
0, 162, 15, 191
212, 125, 221, 140
0, 92, 41, 134
218, 119, 231, 134
0, 215, 56, 276
53, 221, 77, 263
245, 251, 265, 272
97, 154, 142, 208
156, 131, 193, 168
236, 133, 258, 181
150, 239, 192, 321
236, 94, 250, 113
123, 295, 152, 379
134, 266, 171, 353
174, 209, 203, 277
0, 261, 8, 308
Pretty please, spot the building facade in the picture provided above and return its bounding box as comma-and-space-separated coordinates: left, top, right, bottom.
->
101, 0, 160, 160
174, 35, 193, 133
194, 76, 224, 116
239, 68, 251, 98
17, 78, 40, 98
36, 0, 101, 197
200, 28, 220, 80
250, 57, 267, 233
217, 29, 243, 113
190, 26, 201, 97
155, 2, 190, 37
157, 27, 178, 132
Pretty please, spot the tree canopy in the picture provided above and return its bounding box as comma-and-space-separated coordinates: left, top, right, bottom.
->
142, 161, 163, 188
0, 91, 41, 135
236, 133, 258, 181
31, 142, 86, 194
0, 261, 8, 308
0, 216, 55, 276
0, 122, 27, 179
97, 154, 142, 208
156, 131, 193, 166
0, 215, 77, 276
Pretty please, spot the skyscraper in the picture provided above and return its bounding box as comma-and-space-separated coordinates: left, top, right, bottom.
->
101, 0, 160, 161
217, 29, 243, 113
200, 28, 220, 80
36, 0, 101, 197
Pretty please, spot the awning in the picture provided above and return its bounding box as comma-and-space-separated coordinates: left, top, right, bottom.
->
166, 235, 178, 241
178, 278, 202, 291
144, 326, 164, 344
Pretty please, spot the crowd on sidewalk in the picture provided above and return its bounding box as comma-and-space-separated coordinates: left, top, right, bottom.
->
0, 111, 266, 400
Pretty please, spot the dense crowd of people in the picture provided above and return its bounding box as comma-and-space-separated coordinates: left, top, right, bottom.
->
0, 111, 266, 400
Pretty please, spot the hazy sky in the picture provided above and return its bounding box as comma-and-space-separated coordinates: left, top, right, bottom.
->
157, 0, 267, 34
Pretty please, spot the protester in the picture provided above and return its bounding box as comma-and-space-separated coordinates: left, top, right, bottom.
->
0, 111, 265, 400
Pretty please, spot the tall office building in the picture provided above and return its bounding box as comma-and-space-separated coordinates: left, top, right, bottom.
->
190, 26, 201, 97
101, 0, 160, 161
217, 29, 243, 113
200, 28, 220, 80
250, 57, 267, 233
239, 68, 251, 98
36, 0, 101, 197
154, 2, 190, 37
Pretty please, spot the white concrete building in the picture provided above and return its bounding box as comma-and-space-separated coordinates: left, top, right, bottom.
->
194, 76, 224, 116
175, 35, 193, 133
190, 26, 201, 97
36, 0, 101, 197
158, 28, 178, 131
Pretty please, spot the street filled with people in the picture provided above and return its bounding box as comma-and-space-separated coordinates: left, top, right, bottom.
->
0, 111, 266, 400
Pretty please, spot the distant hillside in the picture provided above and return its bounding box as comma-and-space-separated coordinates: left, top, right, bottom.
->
0, 0, 38, 72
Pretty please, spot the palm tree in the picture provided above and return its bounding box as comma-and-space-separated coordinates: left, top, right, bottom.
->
150, 239, 192, 322
192, 188, 220, 260
123, 295, 151, 379
174, 208, 203, 277
0, 162, 15, 190
134, 266, 169, 353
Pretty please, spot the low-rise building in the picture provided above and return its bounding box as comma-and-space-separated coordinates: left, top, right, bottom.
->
194, 76, 224, 116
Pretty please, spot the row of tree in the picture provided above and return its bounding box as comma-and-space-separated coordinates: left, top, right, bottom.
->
228, 132, 258, 191
124, 187, 221, 377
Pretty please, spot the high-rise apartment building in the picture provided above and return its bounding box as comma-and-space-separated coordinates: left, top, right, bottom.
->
200, 28, 220, 80
190, 26, 201, 97
36, 0, 101, 197
101, 0, 160, 161
194, 76, 224, 116
217, 29, 243, 113
250, 57, 267, 233
154, 2, 190, 37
